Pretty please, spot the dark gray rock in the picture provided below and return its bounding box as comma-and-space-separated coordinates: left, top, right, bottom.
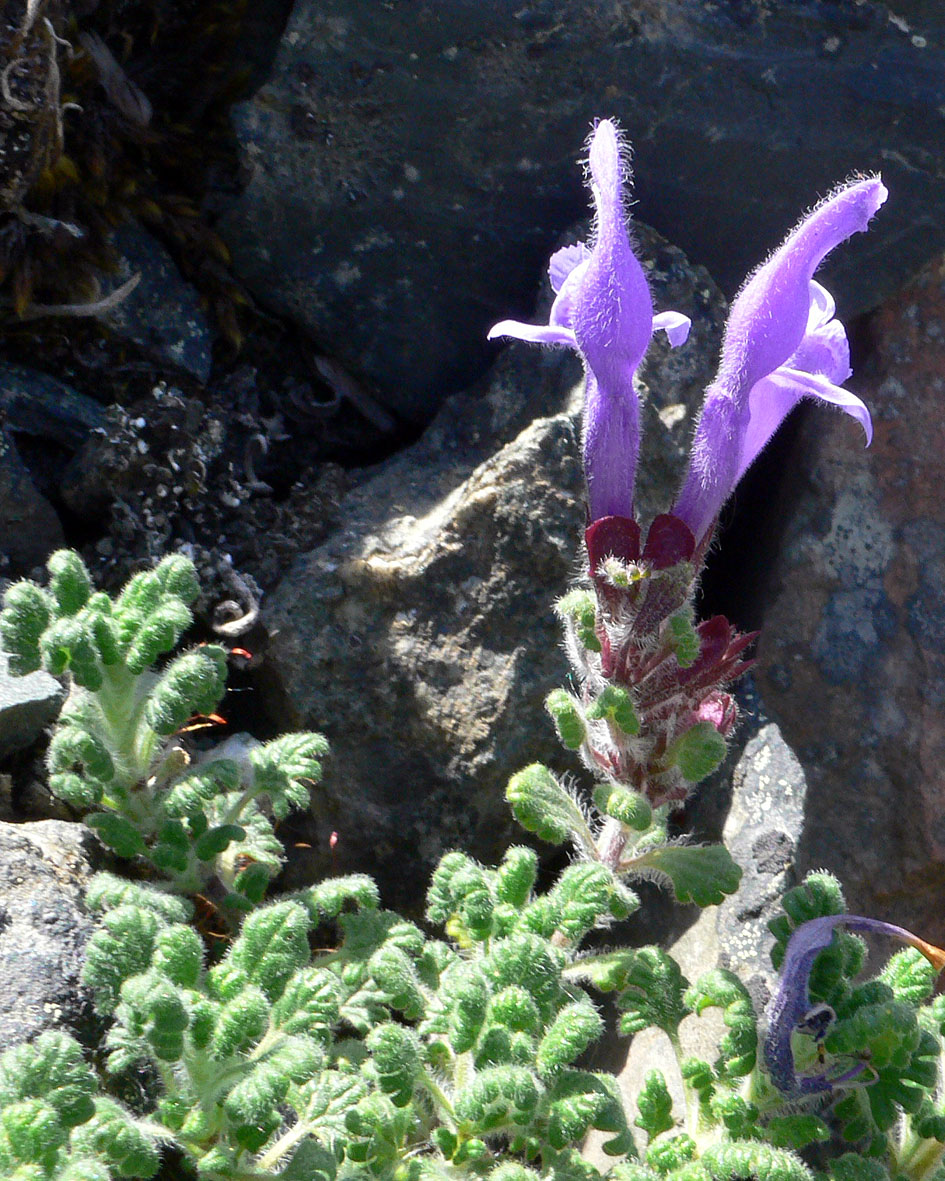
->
0, 363, 106, 447
260, 228, 724, 906
220, 0, 945, 420
0, 427, 64, 575
106, 222, 213, 383
0, 821, 100, 1049
0, 652, 63, 761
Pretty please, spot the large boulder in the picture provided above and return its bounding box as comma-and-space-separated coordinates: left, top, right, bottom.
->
261, 229, 724, 905
755, 249, 945, 940
0, 821, 100, 1049
220, 0, 945, 419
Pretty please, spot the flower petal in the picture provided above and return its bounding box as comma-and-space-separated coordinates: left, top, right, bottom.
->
548, 243, 590, 293
487, 319, 577, 346
652, 310, 691, 347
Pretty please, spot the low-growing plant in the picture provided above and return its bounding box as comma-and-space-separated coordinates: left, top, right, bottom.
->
1, 117, 942, 1181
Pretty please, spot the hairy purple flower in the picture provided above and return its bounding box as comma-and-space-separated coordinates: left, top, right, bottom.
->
489, 120, 690, 522
674, 177, 887, 544
764, 914, 945, 1097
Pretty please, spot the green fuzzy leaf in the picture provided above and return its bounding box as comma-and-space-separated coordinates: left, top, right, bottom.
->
368, 945, 426, 1019
367, 1023, 422, 1107
124, 599, 193, 674
86, 813, 147, 860
506, 764, 589, 846
546, 688, 587, 749
233, 861, 272, 905
880, 947, 939, 1007
153, 553, 200, 604
668, 722, 726, 783
41, 617, 102, 689
615, 947, 689, 1039
209, 986, 269, 1059
769, 873, 846, 972
118, 972, 189, 1061
0, 581, 52, 671
84, 873, 192, 923
764, 1114, 830, 1151
821, 1155, 891, 1181
645, 1134, 696, 1175
454, 1065, 539, 1132
1, 1099, 65, 1166
152, 924, 203, 988
305, 874, 380, 920
0, 1032, 97, 1128
495, 846, 538, 909
70, 1096, 160, 1179
142, 647, 227, 736
586, 685, 640, 734
698, 1140, 814, 1181
629, 844, 741, 907
278, 1140, 339, 1181
48, 550, 92, 616
635, 1070, 675, 1141
193, 823, 245, 861
547, 862, 640, 941
482, 933, 565, 1022
564, 949, 639, 993
249, 731, 329, 819
224, 901, 312, 1001
298, 1071, 370, 1153
684, 969, 757, 1079
162, 759, 241, 818
271, 967, 340, 1040
537, 1001, 603, 1079
82, 906, 163, 1014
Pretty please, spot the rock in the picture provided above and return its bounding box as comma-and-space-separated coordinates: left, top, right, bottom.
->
586, 717, 810, 1160
0, 820, 100, 1049
0, 651, 63, 761
260, 229, 724, 906
0, 363, 106, 448
0, 427, 64, 576
220, 0, 945, 420
755, 250, 945, 940
105, 221, 213, 383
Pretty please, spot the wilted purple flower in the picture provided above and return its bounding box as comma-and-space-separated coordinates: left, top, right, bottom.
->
764, 914, 945, 1097
674, 177, 887, 544
489, 120, 690, 523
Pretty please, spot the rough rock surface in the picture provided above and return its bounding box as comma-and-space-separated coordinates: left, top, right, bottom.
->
0, 428, 64, 575
0, 652, 63, 761
0, 820, 100, 1049
755, 250, 945, 940
220, 0, 945, 419
261, 228, 724, 905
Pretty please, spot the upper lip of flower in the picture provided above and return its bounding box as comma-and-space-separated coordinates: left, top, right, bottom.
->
672, 176, 887, 545
488, 119, 690, 524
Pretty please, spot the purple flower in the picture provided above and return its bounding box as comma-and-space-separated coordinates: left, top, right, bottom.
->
673, 177, 887, 544
764, 914, 945, 1097
488, 120, 690, 522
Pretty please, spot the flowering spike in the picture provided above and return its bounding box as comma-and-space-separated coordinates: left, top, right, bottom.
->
674, 177, 887, 543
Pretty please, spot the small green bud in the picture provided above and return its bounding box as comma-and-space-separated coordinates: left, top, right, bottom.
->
586, 685, 639, 735
368, 945, 426, 1020
506, 764, 586, 846
555, 589, 601, 652
667, 612, 700, 667
47, 550, 91, 616
593, 785, 651, 830
154, 554, 200, 604
645, 1134, 695, 1174
668, 721, 726, 783
545, 688, 586, 750
537, 1001, 603, 1078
